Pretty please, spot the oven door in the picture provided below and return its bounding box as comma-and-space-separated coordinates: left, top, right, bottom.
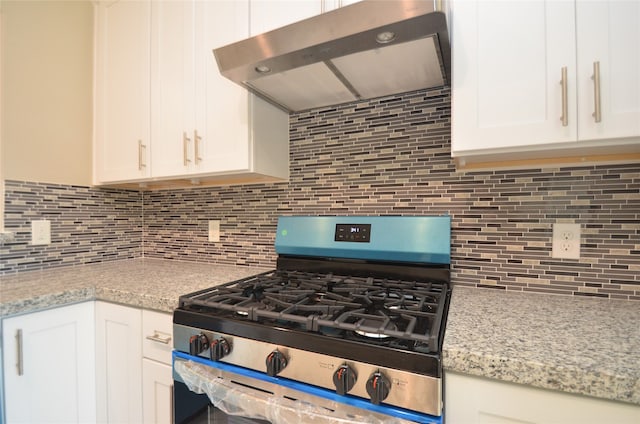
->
172, 352, 441, 424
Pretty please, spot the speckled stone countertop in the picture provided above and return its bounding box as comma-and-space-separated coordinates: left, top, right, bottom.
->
2, 262, 639, 406
443, 286, 640, 406
0, 258, 270, 317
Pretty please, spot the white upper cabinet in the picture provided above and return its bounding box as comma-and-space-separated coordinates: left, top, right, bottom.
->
250, 0, 322, 35
452, 0, 577, 152
150, 0, 199, 178
94, 0, 289, 187
576, 0, 640, 141
451, 0, 640, 166
322, 0, 362, 13
94, 0, 151, 183
151, 0, 257, 178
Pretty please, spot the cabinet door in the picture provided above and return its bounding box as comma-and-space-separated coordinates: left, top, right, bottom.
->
142, 359, 173, 424
194, 0, 253, 174
94, 0, 151, 183
2, 302, 96, 423
249, 0, 322, 35
322, 0, 361, 12
151, 0, 197, 178
576, 0, 640, 141
445, 371, 640, 424
451, 0, 577, 153
95, 302, 143, 424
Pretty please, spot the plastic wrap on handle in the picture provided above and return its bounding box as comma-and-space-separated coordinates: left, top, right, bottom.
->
174, 358, 407, 424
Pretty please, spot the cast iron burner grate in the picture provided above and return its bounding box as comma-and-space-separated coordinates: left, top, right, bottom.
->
180, 269, 448, 353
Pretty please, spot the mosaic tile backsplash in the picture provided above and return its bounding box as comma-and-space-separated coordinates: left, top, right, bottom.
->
1, 182, 142, 273
2, 88, 639, 300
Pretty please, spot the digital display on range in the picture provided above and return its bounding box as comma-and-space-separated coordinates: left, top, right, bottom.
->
334, 224, 371, 243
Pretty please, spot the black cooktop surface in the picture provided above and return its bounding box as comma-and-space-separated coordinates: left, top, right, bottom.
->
179, 267, 449, 354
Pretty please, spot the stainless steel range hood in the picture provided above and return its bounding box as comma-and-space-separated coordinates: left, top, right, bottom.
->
213, 0, 451, 113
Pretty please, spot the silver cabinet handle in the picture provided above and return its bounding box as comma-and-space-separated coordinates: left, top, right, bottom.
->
145, 331, 171, 344
183, 132, 192, 167
138, 140, 147, 170
16, 329, 24, 376
592, 61, 601, 123
194, 130, 202, 165
560, 66, 568, 127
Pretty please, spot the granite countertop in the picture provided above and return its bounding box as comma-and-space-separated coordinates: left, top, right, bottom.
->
2, 260, 639, 406
443, 286, 640, 406
0, 258, 270, 316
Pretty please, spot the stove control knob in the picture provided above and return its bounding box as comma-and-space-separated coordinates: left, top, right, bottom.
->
333, 364, 357, 395
266, 350, 287, 376
189, 333, 209, 356
209, 338, 230, 361
366, 371, 391, 405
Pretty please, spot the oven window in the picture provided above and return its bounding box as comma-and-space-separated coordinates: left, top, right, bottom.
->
175, 381, 270, 424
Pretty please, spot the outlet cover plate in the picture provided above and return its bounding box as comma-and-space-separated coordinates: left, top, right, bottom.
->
31, 220, 51, 245
552, 223, 580, 259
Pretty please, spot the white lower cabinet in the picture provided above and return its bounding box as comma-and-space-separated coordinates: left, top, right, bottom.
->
2, 301, 172, 424
445, 371, 640, 424
142, 309, 174, 424
2, 302, 97, 424
95, 301, 143, 423
96, 303, 174, 424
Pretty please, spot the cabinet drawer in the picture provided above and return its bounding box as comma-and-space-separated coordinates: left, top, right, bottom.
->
142, 310, 173, 364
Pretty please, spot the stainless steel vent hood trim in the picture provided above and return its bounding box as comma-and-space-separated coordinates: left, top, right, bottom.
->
213, 0, 450, 112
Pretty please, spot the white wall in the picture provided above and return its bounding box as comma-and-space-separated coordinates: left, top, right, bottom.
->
1, 0, 93, 186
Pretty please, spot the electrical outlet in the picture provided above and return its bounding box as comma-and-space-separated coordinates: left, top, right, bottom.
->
208, 220, 220, 242
552, 223, 580, 259
31, 220, 51, 245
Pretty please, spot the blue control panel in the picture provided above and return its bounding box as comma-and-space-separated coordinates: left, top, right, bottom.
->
275, 216, 451, 265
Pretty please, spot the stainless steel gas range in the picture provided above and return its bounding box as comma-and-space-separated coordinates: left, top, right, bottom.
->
172, 216, 451, 424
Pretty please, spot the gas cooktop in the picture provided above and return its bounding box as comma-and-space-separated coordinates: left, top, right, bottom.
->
179, 267, 449, 354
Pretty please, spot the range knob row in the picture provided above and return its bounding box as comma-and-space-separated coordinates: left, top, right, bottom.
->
190, 337, 392, 405
188, 333, 230, 361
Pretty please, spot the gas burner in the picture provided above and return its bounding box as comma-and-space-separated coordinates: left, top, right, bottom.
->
354, 330, 391, 340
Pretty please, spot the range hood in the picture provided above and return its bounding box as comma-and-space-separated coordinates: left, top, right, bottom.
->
213, 0, 451, 112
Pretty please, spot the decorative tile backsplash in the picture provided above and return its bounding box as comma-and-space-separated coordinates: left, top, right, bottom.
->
1, 181, 142, 273
2, 87, 639, 300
